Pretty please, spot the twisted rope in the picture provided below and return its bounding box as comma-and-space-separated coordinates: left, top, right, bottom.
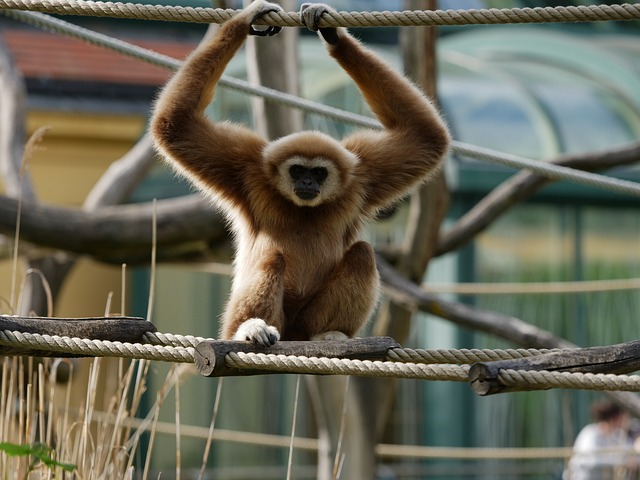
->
225, 352, 471, 381
387, 347, 559, 364
0, 0, 639, 26
1, 329, 639, 392
0, 330, 195, 363
499, 369, 640, 392
143, 331, 208, 349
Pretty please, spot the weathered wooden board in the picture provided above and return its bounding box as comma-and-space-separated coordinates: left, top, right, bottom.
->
0, 315, 156, 357
195, 337, 401, 377
469, 339, 640, 396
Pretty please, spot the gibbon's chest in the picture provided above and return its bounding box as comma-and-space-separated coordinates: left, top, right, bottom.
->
253, 208, 363, 294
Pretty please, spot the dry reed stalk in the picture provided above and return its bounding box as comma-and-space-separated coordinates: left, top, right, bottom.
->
175, 366, 182, 480
9, 126, 49, 314
286, 375, 302, 480
197, 377, 224, 480
333, 377, 350, 480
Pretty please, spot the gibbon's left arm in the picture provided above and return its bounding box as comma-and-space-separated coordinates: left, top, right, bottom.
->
301, 4, 451, 214
151, 1, 282, 212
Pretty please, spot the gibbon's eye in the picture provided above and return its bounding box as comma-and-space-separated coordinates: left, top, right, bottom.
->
289, 165, 306, 180
311, 167, 328, 184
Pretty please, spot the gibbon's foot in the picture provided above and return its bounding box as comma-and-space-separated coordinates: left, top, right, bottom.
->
248, 1, 284, 37
311, 331, 349, 341
300, 3, 339, 45
233, 318, 280, 346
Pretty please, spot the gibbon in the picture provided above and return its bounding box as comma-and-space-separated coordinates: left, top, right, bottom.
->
151, 1, 450, 346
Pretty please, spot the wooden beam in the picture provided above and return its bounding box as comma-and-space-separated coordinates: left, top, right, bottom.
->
194, 337, 401, 377
469, 339, 640, 396
0, 315, 156, 357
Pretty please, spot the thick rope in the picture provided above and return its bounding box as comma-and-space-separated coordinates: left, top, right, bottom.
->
225, 352, 471, 381
499, 369, 640, 392
0, 1, 640, 26
0, 330, 195, 363
386, 347, 558, 364
5, 10, 640, 199
144, 331, 207, 349
1, 329, 639, 392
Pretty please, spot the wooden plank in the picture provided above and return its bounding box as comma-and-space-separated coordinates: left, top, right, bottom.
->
469, 339, 640, 396
0, 315, 156, 357
194, 337, 401, 377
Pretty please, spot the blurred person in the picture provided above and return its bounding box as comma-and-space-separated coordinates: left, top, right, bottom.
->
564, 400, 639, 480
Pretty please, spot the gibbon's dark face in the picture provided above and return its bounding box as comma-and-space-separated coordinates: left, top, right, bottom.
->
289, 164, 328, 200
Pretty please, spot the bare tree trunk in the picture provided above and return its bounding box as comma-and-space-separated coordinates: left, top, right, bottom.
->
0, 41, 55, 315
244, 0, 303, 140
367, 0, 448, 463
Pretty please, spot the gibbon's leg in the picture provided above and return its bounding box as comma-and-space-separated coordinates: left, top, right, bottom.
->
289, 242, 380, 340
222, 250, 286, 346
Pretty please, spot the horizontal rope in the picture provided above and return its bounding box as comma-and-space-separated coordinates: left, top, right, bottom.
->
386, 347, 558, 364
225, 352, 471, 381
0, 329, 195, 363
499, 369, 640, 392
91, 407, 577, 460
1, 329, 639, 392
6, 10, 640, 199
1, 0, 640, 26
424, 277, 640, 295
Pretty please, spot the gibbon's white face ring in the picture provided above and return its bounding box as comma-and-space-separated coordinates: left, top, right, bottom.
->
277, 156, 343, 207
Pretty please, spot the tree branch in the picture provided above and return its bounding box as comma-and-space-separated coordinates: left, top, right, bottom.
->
0, 194, 228, 263
376, 254, 572, 349
437, 142, 640, 256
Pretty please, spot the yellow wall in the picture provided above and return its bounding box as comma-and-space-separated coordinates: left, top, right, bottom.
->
0, 108, 147, 318
26, 110, 146, 207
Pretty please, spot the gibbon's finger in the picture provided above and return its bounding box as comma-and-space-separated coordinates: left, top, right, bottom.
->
248, 1, 284, 37
299, 3, 339, 44
299, 3, 323, 31
234, 318, 280, 346
249, 25, 281, 36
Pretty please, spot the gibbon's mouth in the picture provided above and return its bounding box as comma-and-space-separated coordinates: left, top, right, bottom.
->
294, 188, 319, 200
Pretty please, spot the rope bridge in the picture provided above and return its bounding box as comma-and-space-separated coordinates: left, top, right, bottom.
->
1, 316, 640, 396
0, 4, 638, 395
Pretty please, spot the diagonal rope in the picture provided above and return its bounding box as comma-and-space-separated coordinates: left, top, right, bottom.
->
5, 9, 640, 198
0, 0, 639, 26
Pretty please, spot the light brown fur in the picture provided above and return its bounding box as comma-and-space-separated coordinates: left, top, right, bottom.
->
151, 1, 450, 344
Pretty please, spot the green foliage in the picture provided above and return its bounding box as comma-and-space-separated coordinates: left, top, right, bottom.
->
0, 442, 76, 477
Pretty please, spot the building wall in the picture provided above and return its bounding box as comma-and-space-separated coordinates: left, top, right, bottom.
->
0, 108, 146, 318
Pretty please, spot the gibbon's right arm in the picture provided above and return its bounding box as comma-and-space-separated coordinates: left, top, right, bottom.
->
301, 4, 451, 214
151, 1, 282, 207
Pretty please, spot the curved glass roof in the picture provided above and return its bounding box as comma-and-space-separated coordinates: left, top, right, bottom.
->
439, 27, 640, 160
210, 24, 640, 198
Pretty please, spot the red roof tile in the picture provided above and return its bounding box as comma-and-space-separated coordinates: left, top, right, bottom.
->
2, 29, 195, 86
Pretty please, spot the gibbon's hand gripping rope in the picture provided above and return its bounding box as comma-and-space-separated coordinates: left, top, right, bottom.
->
0, 0, 639, 26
